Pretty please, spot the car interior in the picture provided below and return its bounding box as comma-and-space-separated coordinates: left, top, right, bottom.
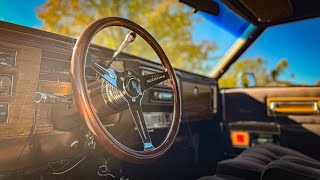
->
0, 0, 320, 180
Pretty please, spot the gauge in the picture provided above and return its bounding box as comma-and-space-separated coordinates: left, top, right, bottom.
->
151, 89, 173, 102
0, 47, 16, 67
0, 75, 13, 96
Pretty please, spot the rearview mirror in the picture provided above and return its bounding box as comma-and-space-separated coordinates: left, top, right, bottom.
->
179, 0, 220, 16
237, 72, 256, 88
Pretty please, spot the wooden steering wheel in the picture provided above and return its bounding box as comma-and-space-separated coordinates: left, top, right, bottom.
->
70, 17, 181, 164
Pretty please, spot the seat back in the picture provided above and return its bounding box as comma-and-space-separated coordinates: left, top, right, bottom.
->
262, 159, 320, 180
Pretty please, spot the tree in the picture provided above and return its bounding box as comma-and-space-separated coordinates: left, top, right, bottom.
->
219, 57, 292, 88
36, 0, 216, 74
219, 57, 268, 88
271, 58, 288, 81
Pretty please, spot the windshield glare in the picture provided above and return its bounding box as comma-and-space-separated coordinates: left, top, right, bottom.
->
0, 0, 251, 77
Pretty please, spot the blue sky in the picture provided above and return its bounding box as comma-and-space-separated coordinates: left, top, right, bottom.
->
0, 0, 319, 85
240, 18, 320, 85
0, 0, 45, 28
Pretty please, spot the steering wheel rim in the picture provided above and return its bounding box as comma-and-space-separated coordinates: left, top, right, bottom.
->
70, 17, 181, 164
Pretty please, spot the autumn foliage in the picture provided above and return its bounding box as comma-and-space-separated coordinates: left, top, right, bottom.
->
37, 0, 216, 74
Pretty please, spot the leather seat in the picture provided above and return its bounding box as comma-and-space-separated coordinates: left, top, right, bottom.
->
214, 144, 317, 180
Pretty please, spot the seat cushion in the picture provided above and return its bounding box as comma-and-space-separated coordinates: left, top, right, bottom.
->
216, 158, 264, 180
215, 144, 316, 180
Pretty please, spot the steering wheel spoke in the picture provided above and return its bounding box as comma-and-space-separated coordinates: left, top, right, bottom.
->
141, 71, 169, 91
90, 61, 119, 88
128, 100, 154, 150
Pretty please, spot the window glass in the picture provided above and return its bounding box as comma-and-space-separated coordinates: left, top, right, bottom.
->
219, 17, 320, 88
0, 0, 251, 77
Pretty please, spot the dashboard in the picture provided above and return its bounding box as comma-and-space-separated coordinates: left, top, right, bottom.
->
0, 21, 218, 171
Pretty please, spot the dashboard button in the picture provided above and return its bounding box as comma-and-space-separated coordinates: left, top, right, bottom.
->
0, 75, 13, 96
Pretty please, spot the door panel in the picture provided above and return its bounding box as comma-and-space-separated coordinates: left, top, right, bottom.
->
222, 86, 320, 159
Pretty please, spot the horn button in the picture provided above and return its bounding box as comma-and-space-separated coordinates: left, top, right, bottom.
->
124, 76, 142, 98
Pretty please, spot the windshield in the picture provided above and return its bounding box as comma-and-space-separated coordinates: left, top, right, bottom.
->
0, 0, 252, 77
219, 17, 320, 88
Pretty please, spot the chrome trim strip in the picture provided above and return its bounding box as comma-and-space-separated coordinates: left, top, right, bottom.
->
269, 101, 319, 112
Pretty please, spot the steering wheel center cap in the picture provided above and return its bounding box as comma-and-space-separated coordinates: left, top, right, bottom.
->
124, 76, 142, 98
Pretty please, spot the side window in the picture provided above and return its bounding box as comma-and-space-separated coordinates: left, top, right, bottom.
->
219, 18, 320, 88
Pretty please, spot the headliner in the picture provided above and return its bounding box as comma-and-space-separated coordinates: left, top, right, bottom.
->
222, 0, 320, 26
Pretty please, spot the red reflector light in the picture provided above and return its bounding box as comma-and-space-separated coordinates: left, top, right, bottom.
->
231, 131, 250, 147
